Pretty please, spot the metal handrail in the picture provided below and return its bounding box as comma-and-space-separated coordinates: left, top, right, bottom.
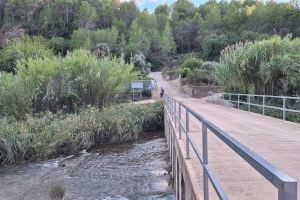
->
164, 93, 297, 200
213, 93, 300, 120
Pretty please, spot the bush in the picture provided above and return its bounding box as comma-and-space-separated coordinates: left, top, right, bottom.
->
240, 30, 270, 42
0, 102, 164, 165
202, 61, 218, 71
49, 37, 70, 55
0, 36, 53, 72
216, 36, 300, 96
16, 49, 137, 113
91, 27, 118, 49
70, 28, 92, 49
131, 53, 151, 74
180, 56, 203, 70
49, 184, 65, 200
178, 56, 203, 78
178, 67, 191, 78
186, 69, 212, 86
0, 73, 31, 120
202, 33, 239, 61
162, 68, 178, 80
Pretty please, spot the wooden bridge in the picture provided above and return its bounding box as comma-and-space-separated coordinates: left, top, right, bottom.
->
151, 72, 300, 200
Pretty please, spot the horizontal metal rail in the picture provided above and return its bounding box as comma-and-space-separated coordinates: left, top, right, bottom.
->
164, 94, 297, 200
215, 93, 300, 120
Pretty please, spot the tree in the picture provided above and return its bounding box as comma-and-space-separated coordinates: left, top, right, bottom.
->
116, 1, 139, 34
171, 0, 197, 52
160, 23, 176, 55
154, 4, 170, 16
76, 1, 97, 29
0, 36, 53, 72
70, 28, 92, 49
37, 0, 77, 37
171, 0, 195, 21
202, 33, 239, 61
94, 0, 115, 28
91, 27, 119, 50
127, 23, 151, 56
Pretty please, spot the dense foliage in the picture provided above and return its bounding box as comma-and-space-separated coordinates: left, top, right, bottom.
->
216, 36, 300, 96
0, 36, 53, 72
175, 55, 216, 86
0, 102, 164, 165
1, 0, 299, 64
0, 41, 137, 119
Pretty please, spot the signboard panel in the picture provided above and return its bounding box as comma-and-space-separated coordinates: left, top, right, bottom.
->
131, 81, 143, 89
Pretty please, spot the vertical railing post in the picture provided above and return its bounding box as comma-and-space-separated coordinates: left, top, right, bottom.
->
229, 93, 232, 101
167, 97, 171, 114
174, 101, 177, 128
172, 99, 174, 122
238, 94, 240, 109
248, 94, 251, 111
179, 104, 182, 139
283, 97, 286, 120
263, 96, 265, 116
278, 181, 297, 200
202, 123, 209, 200
186, 110, 190, 159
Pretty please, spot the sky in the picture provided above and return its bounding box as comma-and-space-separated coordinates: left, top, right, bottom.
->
122, 0, 289, 12
122, 0, 206, 12
138, 0, 205, 11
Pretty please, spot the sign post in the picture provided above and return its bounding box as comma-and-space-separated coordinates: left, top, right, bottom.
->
131, 81, 144, 101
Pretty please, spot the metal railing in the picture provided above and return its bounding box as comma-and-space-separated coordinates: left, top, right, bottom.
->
215, 93, 300, 120
164, 93, 297, 200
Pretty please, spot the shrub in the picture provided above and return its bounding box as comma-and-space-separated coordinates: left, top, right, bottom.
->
162, 68, 178, 80
186, 69, 212, 86
0, 102, 164, 165
180, 56, 203, 70
202, 33, 239, 61
131, 53, 151, 74
0, 73, 31, 120
216, 36, 300, 96
91, 27, 118, 49
240, 30, 270, 42
49, 37, 70, 55
70, 28, 92, 49
49, 183, 65, 200
179, 67, 191, 78
16, 49, 137, 113
202, 61, 218, 71
0, 36, 53, 72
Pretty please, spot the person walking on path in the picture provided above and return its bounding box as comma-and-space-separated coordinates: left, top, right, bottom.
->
160, 87, 164, 98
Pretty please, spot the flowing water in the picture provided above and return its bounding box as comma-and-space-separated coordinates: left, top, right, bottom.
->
0, 132, 174, 200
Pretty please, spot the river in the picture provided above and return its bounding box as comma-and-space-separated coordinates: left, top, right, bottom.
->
0, 132, 174, 200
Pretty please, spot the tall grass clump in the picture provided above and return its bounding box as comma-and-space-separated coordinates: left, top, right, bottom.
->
216, 36, 300, 96
0, 49, 138, 118
0, 102, 164, 165
0, 73, 31, 120
49, 183, 65, 200
0, 36, 53, 72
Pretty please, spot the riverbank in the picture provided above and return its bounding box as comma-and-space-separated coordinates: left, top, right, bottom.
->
0, 101, 164, 166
